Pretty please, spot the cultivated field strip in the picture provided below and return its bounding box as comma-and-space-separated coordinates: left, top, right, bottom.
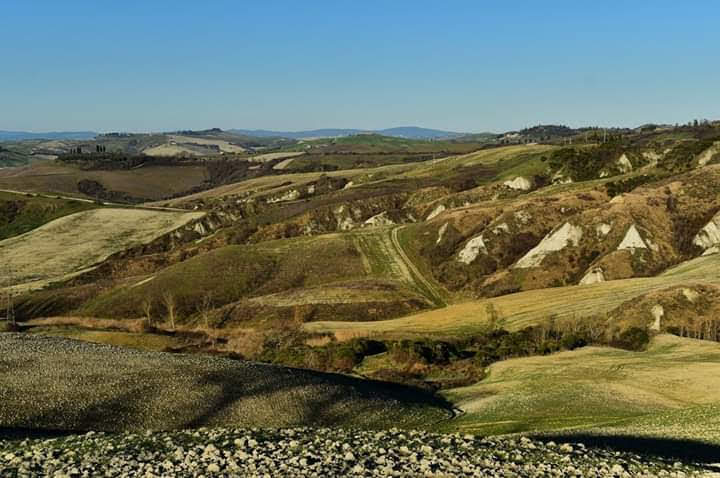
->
0, 208, 203, 292
304, 253, 720, 338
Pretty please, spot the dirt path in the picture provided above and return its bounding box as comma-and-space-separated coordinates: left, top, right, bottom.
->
352, 228, 445, 306
389, 226, 446, 306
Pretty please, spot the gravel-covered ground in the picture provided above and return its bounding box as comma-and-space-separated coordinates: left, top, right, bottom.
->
0, 333, 448, 431
1, 427, 717, 477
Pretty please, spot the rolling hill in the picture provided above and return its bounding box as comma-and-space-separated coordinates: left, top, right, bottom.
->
3, 122, 720, 468
230, 126, 467, 139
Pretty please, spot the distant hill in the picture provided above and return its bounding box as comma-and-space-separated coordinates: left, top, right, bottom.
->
229, 126, 466, 140
0, 130, 97, 141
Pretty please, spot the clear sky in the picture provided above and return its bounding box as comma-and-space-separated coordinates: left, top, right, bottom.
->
1, 1, 718, 133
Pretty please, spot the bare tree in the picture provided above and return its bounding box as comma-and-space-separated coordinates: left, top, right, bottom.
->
141, 297, 153, 327
1, 265, 16, 327
196, 292, 213, 331
162, 291, 177, 331
485, 302, 505, 331
196, 292, 215, 346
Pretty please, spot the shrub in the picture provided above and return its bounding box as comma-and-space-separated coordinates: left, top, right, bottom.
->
612, 327, 650, 351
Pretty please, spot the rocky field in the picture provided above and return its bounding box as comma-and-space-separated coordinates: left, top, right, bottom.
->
0, 334, 448, 432
1, 427, 716, 477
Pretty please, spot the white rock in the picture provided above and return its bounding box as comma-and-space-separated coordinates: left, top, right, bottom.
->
514, 210, 532, 224
493, 222, 510, 234
457, 235, 488, 264
651, 304, 664, 331
616, 154, 633, 173
514, 223, 583, 268
579, 267, 605, 285
698, 141, 720, 167
693, 211, 720, 251
702, 245, 719, 256
503, 176, 532, 191
595, 223, 612, 237
436, 222, 448, 244
643, 151, 662, 167
682, 288, 699, 302
267, 189, 300, 203
617, 224, 647, 250
426, 204, 446, 221
363, 211, 395, 227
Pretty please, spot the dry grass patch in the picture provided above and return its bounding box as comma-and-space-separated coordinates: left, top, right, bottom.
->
304, 253, 720, 340
0, 208, 203, 292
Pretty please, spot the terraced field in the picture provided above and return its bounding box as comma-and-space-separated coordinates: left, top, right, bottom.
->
0, 208, 203, 292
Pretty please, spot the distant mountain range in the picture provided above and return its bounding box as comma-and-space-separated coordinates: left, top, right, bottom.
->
0, 131, 97, 141
229, 126, 467, 140
0, 126, 474, 142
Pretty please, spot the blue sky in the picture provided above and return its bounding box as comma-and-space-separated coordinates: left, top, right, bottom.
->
1, 1, 718, 133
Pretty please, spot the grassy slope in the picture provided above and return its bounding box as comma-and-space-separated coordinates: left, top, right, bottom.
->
440, 334, 720, 442
399, 144, 556, 180
0, 208, 203, 292
304, 253, 720, 339
0, 191, 97, 240
79, 234, 371, 318
78, 232, 431, 323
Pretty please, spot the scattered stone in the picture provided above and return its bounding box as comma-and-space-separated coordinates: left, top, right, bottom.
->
0, 428, 705, 477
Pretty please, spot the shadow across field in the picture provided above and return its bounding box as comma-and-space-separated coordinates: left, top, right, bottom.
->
186, 366, 454, 430
0, 334, 452, 433
538, 434, 720, 465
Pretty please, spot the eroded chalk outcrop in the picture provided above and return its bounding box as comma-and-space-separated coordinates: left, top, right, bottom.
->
579, 267, 605, 285
514, 222, 583, 268
426, 204, 446, 221
617, 224, 647, 251
693, 211, 720, 253
503, 176, 532, 191
457, 234, 488, 264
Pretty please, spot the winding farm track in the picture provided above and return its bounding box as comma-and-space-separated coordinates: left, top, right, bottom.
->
390, 226, 446, 307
